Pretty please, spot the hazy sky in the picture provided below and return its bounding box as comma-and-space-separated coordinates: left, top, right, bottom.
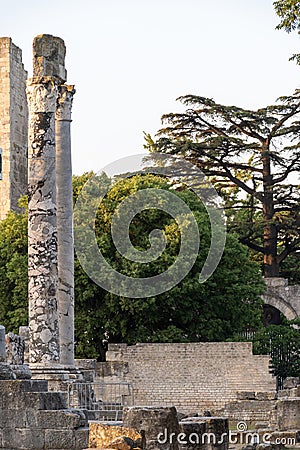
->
2, 0, 300, 174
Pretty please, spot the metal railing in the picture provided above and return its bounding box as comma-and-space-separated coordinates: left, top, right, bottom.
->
67, 381, 134, 421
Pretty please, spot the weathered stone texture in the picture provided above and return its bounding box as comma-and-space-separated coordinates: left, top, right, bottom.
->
0, 37, 28, 220
179, 417, 229, 450
0, 325, 6, 362
56, 84, 76, 367
0, 362, 15, 379
272, 378, 300, 432
75, 359, 97, 382
219, 398, 276, 423
5, 331, 24, 364
19, 326, 29, 364
123, 406, 180, 450
33, 34, 67, 82
263, 277, 300, 319
0, 379, 89, 449
27, 77, 60, 366
98, 343, 276, 415
88, 422, 142, 449
276, 398, 300, 430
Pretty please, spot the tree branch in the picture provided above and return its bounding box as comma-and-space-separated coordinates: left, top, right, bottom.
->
239, 238, 264, 254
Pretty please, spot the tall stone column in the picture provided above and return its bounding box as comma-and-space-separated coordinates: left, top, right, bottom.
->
0, 325, 6, 362
56, 84, 76, 367
27, 76, 60, 367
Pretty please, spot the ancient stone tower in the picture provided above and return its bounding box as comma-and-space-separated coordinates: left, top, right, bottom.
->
0, 37, 28, 220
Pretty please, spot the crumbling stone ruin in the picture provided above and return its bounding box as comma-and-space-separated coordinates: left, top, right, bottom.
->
87, 406, 229, 450
263, 278, 300, 321
0, 38, 28, 220
0, 34, 300, 450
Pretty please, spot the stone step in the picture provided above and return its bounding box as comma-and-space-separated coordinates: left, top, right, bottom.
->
1, 390, 67, 410
0, 379, 48, 393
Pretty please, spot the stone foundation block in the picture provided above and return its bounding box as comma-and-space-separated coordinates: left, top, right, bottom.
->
237, 392, 256, 400
180, 417, 228, 450
2, 427, 45, 449
75, 427, 90, 449
277, 398, 300, 430
179, 420, 206, 450
282, 377, 299, 389
123, 406, 180, 450
89, 422, 142, 449
0, 409, 27, 428
26, 409, 87, 429
1, 390, 67, 410
0, 379, 48, 393
255, 392, 277, 401
44, 429, 75, 449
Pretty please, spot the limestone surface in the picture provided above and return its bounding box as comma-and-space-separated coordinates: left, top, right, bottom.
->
0, 37, 28, 220
123, 406, 180, 450
27, 77, 60, 365
56, 84, 76, 367
88, 422, 142, 449
33, 34, 67, 82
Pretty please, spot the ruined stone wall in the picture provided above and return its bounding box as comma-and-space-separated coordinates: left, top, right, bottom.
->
0, 37, 27, 220
9, 40, 28, 214
263, 278, 300, 319
97, 342, 276, 415
0, 379, 89, 449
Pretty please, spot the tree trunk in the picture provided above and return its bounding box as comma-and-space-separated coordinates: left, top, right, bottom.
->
262, 145, 279, 278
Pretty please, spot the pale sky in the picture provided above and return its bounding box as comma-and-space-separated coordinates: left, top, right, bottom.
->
1, 0, 300, 174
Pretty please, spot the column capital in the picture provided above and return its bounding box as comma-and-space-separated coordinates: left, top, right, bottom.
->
26, 77, 58, 113
56, 85, 75, 121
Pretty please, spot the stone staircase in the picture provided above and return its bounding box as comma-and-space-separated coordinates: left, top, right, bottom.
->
0, 379, 89, 450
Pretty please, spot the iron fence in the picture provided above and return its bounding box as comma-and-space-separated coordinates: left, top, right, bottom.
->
67, 381, 134, 421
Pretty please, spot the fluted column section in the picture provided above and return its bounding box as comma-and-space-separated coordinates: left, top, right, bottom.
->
27, 77, 60, 367
56, 85, 76, 367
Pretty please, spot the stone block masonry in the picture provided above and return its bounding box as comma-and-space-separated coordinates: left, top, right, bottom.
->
98, 342, 276, 416
0, 37, 28, 220
0, 379, 89, 449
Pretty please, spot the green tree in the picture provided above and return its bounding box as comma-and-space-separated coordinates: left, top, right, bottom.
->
74, 172, 264, 355
0, 197, 28, 332
273, 0, 300, 63
274, 0, 300, 32
146, 90, 300, 278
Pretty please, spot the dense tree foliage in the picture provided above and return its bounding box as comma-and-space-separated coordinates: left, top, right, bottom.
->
146, 91, 300, 278
0, 173, 265, 359
0, 197, 28, 332
72, 173, 265, 357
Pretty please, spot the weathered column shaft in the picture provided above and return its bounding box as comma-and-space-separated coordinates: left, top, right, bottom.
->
56, 84, 75, 366
0, 325, 6, 362
27, 77, 60, 366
